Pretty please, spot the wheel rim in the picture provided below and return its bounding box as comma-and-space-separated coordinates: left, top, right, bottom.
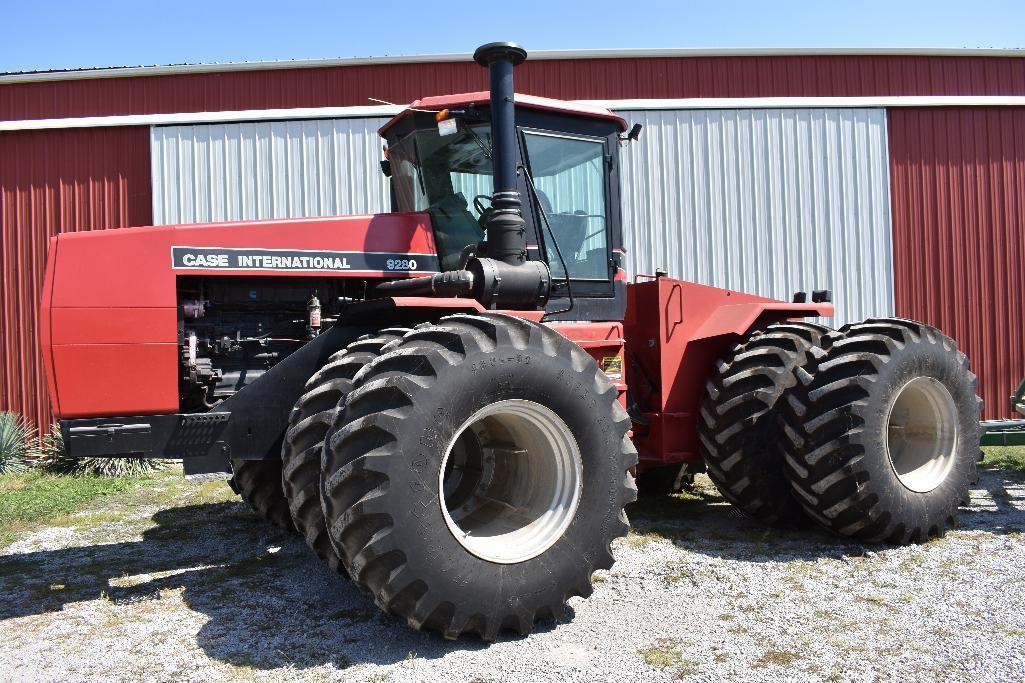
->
438, 399, 582, 564
885, 377, 959, 493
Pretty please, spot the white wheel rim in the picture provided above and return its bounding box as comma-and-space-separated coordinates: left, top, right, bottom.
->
885, 376, 959, 493
438, 399, 582, 564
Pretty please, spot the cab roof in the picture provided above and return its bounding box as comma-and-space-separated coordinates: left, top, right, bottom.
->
378, 91, 628, 137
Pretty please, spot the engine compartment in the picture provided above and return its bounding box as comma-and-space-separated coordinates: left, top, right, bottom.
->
176, 276, 383, 411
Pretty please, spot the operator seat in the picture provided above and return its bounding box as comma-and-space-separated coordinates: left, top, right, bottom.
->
430, 192, 484, 270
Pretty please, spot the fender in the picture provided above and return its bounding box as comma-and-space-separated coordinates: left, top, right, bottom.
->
623, 277, 833, 467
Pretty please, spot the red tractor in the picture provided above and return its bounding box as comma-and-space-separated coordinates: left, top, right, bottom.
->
40, 43, 981, 640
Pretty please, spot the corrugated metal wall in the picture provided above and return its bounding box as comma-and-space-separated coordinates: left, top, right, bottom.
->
150, 110, 895, 327
618, 108, 893, 326
150, 119, 390, 224
5, 55, 1025, 121
889, 108, 1025, 419
0, 127, 152, 428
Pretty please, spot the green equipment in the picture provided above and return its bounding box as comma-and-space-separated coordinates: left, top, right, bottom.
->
980, 378, 1025, 447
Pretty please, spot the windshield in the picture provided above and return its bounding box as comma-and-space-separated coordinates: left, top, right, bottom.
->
389, 125, 494, 271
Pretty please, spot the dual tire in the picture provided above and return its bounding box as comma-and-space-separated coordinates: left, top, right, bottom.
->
698, 322, 829, 524
279, 329, 410, 572
780, 318, 982, 542
228, 329, 413, 542
281, 313, 636, 640
700, 317, 981, 542
230, 458, 294, 532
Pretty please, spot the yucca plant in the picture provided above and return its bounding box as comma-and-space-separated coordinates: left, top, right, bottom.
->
80, 456, 165, 478
36, 423, 77, 474
37, 423, 165, 477
0, 412, 35, 473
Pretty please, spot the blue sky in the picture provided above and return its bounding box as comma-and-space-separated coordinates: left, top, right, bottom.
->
3, 0, 1024, 72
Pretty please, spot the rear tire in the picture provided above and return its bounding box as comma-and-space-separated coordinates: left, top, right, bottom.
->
280, 329, 409, 572
781, 318, 982, 543
698, 322, 829, 524
321, 313, 637, 640
230, 459, 295, 531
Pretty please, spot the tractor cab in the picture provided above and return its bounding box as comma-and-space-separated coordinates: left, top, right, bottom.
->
379, 90, 631, 320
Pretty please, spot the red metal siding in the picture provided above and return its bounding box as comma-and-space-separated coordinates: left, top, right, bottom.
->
3, 55, 1025, 121
0, 127, 152, 428
889, 108, 1025, 420
2, 54, 1025, 430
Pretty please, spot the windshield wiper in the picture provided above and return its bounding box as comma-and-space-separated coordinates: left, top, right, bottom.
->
462, 123, 493, 160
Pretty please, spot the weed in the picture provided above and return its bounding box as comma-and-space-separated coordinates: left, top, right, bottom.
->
624, 530, 665, 548
638, 640, 699, 677
638, 640, 684, 668
753, 649, 802, 668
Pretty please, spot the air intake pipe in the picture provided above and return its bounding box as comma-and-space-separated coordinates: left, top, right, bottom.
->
379, 41, 551, 308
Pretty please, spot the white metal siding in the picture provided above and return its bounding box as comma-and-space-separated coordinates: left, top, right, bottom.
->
151, 118, 390, 224
150, 109, 893, 326
618, 108, 893, 326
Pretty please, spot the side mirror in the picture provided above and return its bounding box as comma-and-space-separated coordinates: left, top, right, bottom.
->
380, 159, 392, 178
619, 123, 642, 144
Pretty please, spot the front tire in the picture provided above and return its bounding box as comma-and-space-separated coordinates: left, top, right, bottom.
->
230, 459, 294, 531
280, 329, 409, 572
321, 314, 637, 640
781, 318, 982, 543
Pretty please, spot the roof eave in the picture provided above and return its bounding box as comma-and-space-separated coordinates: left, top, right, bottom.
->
3, 46, 1024, 85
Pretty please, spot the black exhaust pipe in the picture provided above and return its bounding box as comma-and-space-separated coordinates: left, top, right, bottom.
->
466, 41, 551, 308
473, 42, 527, 267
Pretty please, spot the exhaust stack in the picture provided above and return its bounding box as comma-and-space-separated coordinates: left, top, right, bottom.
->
378, 41, 551, 309
473, 42, 528, 267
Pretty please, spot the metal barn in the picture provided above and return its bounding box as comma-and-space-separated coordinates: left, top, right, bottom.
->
2, 48, 1023, 425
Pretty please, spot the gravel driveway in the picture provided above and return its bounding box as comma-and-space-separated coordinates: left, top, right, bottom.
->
1, 468, 1022, 682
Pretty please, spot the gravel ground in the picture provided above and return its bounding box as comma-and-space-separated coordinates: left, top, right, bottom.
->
1, 467, 1023, 683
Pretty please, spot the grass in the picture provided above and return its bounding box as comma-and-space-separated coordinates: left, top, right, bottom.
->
753, 649, 803, 668
638, 639, 699, 677
982, 446, 1025, 473
638, 640, 685, 668
0, 471, 151, 547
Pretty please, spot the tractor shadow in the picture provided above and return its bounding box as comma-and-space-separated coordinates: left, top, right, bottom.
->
0, 499, 557, 672
0, 467, 1020, 673
626, 466, 1025, 563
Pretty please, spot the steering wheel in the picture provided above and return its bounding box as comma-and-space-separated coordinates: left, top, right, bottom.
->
473, 194, 494, 230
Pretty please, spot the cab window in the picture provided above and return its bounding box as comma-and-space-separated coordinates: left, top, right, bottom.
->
522, 132, 610, 281
389, 126, 495, 271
